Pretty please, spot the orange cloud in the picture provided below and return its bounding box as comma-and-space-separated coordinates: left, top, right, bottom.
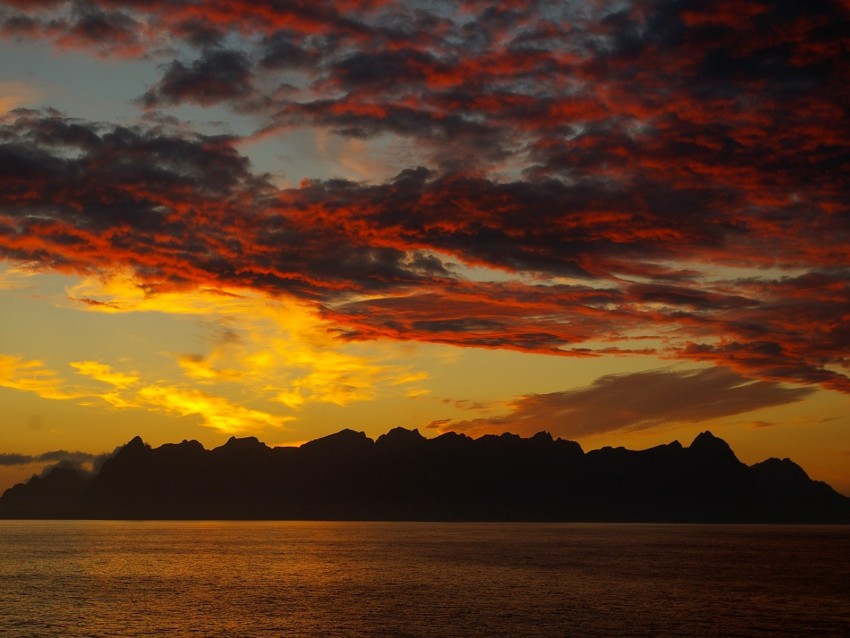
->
70, 361, 140, 388
135, 385, 290, 434
0, 355, 81, 401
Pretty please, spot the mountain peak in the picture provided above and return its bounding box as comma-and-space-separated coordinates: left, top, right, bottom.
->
376, 427, 425, 451
750, 457, 810, 484
125, 435, 147, 449
300, 428, 372, 455
116, 436, 150, 459
2, 427, 848, 522
689, 431, 731, 452
692, 430, 718, 443
222, 436, 266, 450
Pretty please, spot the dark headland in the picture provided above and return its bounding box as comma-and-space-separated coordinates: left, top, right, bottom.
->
2, 428, 848, 523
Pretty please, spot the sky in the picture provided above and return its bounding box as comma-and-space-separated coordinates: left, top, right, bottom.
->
1, 0, 849, 496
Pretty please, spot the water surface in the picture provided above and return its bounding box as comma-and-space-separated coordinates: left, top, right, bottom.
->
1, 521, 848, 636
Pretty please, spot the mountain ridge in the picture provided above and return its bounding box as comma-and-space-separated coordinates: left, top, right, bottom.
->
2, 428, 848, 523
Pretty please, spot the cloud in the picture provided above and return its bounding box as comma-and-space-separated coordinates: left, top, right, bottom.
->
0, 262, 39, 289
1, 3, 146, 57
140, 48, 256, 108
0, 453, 33, 466
135, 385, 290, 434
55, 5, 143, 57
2, 270, 415, 433
64, 271, 428, 420
431, 367, 817, 439
1, 109, 849, 393
0, 449, 99, 467
0, 351, 289, 434
0, 448, 118, 484
70, 361, 139, 388
0, 0, 848, 395
0, 354, 82, 400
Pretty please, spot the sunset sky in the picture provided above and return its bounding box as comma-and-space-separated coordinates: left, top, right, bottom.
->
1, 0, 849, 495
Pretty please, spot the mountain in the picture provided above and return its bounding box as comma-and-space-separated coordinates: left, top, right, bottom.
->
2, 428, 849, 522
0, 466, 88, 518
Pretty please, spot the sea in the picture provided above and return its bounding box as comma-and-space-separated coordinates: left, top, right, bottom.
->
0, 521, 848, 637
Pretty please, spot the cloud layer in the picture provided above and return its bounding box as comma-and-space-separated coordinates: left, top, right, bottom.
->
429, 367, 817, 438
1, 0, 848, 396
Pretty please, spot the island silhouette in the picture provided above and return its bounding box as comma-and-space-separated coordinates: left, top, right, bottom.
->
2, 428, 848, 522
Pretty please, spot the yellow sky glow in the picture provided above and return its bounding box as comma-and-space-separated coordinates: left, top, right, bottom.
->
62, 270, 429, 429
1, 265, 849, 496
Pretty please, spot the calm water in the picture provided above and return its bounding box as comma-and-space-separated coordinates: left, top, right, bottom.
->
1, 521, 848, 637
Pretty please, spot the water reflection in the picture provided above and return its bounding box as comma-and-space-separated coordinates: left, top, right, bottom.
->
1, 521, 848, 637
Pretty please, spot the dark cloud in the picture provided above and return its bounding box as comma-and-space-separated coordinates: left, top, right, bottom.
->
0, 1, 848, 393
0, 0, 64, 8
141, 48, 255, 107
1, 13, 39, 35
171, 19, 226, 49
259, 30, 329, 69
0, 2, 143, 56
0, 453, 32, 466
2, 107, 850, 392
62, 5, 140, 53
330, 49, 446, 90
433, 368, 817, 438
0, 111, 456, 297
0, 449, 103, 468
625, 284, 754, 311
269, 98, 511, 168
3, 1, 846, 182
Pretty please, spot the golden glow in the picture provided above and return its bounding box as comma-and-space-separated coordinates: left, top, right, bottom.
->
0, 355, 82, 401
391, 371, 429, 386
0, 264, 39, 290
63, 269, 427, 422
1, 266, 849, 497
0, 354, 287, 435
0, 83, 41, 113
136, 386, 291, 434
70, 361, 140, 389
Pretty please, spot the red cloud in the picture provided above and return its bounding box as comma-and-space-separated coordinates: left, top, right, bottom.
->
1, 0, 848, 395
1, 110, 848, 393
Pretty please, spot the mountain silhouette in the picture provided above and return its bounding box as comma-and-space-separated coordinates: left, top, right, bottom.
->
1, 428, 848, 522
